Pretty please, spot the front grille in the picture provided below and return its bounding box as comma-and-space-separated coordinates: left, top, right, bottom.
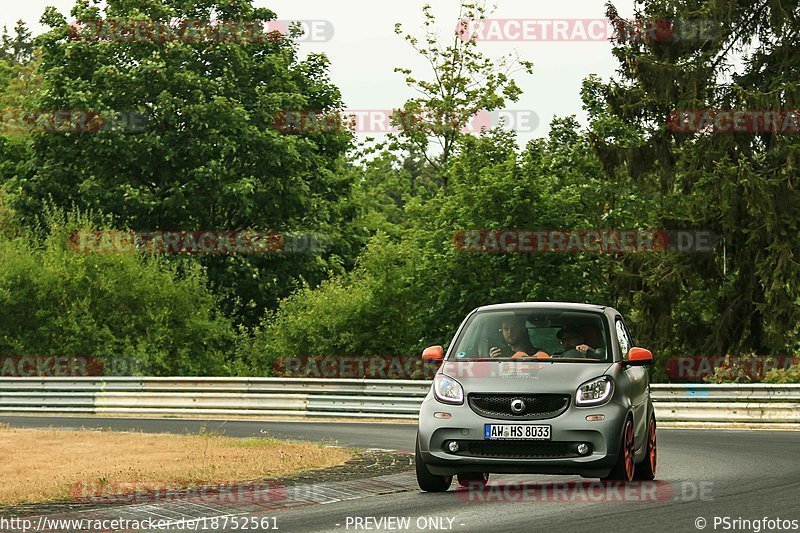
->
454, 440, 581, 459
468, 393, 570, 420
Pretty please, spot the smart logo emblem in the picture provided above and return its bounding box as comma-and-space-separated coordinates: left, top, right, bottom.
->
511, 399, 526, 414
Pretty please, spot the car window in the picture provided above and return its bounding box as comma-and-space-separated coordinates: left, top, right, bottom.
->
616, 318, 632, 359
529, 327, 562, 355
455, 314, 482, 356
449, 309, 611, 362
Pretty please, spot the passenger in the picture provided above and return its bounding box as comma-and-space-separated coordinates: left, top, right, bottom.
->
557, 326, 602, 358
579, 324, 602, 349
579, 323, 606, 357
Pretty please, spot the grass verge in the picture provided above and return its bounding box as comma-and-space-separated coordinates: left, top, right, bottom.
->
0, 426, 352, 505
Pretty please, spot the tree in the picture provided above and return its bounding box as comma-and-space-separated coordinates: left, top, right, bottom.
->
10, 21, 33, 64
0, 21, 34, 64
0, 24, 42, 208
587, 0, 800, 357
8, 0, 357, 326
249, 122, 617, 372
0, 27, 10, 62
391, 1, 533, 186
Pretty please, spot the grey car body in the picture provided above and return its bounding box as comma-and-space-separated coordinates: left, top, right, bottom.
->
416, 302, 655, 484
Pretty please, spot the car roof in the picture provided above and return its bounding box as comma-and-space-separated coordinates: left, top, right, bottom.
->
475, 301, 610, 313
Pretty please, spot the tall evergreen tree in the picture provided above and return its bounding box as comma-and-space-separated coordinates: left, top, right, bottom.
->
585, 0, 800, 356
10, 21, 33, 64
0, 26, 11, 61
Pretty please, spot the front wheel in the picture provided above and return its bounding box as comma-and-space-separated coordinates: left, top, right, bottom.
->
415, 436, 453, 492
634, 415, 657, 480
602, 417, 635, 482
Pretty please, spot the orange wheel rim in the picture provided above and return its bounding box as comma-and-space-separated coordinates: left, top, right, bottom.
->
649, 419, 657, 474
624, 420, 635, 480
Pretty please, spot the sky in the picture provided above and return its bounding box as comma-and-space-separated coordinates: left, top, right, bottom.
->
2, 0, 637, 146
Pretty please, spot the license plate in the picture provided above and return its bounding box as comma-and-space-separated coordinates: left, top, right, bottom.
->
484, 424, 551, 440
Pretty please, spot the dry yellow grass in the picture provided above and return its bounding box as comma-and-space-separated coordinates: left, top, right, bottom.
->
0, 426, 352, 505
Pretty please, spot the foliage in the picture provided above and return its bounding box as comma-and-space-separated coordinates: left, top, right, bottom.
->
243, 124, 622, 373
238, 234, 424, 374
703, 355, 800, 384
0, 208, 236, 375
762, 362, 800, 384
702, 355, 758, 384
3, 0, 357, 327
390, 1, 533, 181
0, 22, 39, 187
588, 0, 800, 358
1, 0, 799, 382
0, 21, 34, 65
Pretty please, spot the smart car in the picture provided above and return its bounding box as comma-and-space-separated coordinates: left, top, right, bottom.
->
415, 302, 657, 491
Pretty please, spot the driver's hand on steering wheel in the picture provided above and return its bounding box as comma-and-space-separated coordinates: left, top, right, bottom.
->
489, 346, 503, 358
575, 344, 592, 354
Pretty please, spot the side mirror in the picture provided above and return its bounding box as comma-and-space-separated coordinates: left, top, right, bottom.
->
422, 345, 444, 362
625, 347, 654, 366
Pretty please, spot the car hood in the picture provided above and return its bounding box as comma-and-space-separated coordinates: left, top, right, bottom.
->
439, 360, 616, 395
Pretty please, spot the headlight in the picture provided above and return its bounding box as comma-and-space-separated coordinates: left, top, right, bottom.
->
433, 374, 464, 405
575, 376, 614, 407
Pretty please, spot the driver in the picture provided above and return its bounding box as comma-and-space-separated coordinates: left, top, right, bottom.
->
490, 317, 547, 358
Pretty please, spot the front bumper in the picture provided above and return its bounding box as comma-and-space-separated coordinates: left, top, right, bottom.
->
417, 393, 628, 478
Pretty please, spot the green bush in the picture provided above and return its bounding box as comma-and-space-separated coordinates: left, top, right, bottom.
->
702, 355, 757, 384
702, 355, 800, 384
237, 234, 427, 375
763, 362, 800, 384
0, 208, 236, 375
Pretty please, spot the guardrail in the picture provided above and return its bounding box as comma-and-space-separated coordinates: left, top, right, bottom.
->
0, 378, 798, 424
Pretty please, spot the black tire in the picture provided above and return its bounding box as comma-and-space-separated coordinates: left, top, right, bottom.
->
415, 437, 453, 492
634, 415, 657, 480
457, 472, 489, 488
602, 417, 635, 482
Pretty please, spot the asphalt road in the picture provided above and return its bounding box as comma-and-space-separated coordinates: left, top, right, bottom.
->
2, 416, 799, 533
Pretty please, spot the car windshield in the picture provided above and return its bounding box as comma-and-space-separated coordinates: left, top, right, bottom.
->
449, 308, 611, 362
